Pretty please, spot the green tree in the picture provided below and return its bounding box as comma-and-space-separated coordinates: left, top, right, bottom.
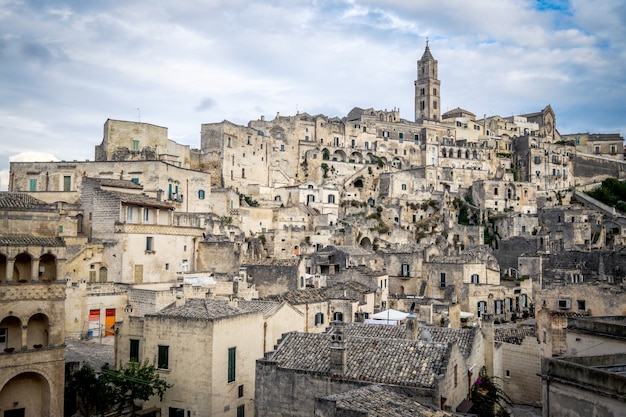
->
101, 360, 172, 416
68, 363, 112, 416
470, 366, 511, 417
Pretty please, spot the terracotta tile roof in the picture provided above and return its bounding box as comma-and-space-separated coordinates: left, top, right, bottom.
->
268, 331, 449, 388
320, 385, 461, 417
495, 327, 536, 345
0, 192, 50, 209
107, 191, 173, 210
149, 298, 257, 321
263, 281, 377, 305
338, 322, 406, 339
0, 235, 64, 247
264, 287, 328, 304
99, 178, 143, 189
334, 323, 477, 358
238, 300, 282, 316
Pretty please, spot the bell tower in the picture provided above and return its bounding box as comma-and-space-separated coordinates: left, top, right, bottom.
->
415, 39, 441, 122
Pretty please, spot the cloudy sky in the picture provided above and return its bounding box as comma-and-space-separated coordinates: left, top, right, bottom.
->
1, 0, 625, 190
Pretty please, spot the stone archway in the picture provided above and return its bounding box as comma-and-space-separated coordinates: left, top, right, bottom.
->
38, 253, 56, 282
27, 313, 50, 348
359, 237, 372, 250
0, 372, 50, 417
13, 253, 32, 283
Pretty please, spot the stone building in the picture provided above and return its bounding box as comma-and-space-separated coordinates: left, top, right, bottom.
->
534, 284, 626, 358
255, 322, 470, 416
562, 132, 624, 159
494, 326, 541, 405
263, 281, 378, 333
540, 316, 626, 417
95, 119, 194, 168
116, 297, 292, 417
0, 193, 67, 417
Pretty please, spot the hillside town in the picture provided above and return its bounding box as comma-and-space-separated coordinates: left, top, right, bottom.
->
1, 43, 626, 417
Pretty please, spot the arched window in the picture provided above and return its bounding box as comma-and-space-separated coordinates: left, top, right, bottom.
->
198, 190, 205, 199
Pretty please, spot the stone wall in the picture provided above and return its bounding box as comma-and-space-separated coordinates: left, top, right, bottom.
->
499, 336, 542, 405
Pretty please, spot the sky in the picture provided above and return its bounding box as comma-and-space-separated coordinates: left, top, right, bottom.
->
1, 0, 625, 190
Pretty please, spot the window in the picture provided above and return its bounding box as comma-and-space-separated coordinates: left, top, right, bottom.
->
572, 274, 582, 283
0, 328, 6, 350
280, 144, 285, 152
63, 175, 71, 191
471, 274, 479, 284
130, 339, 139, 362
228, 347, 236, 382
401, 264, 410, 277
477, 301, 487, 317
29, 178, 37, 191
433, 100, 437, 109
132, 140, 140, 151
247, 136, 251, 145
521, 294, 528, 308
505, 369, 510, 377
237, 405, 245, 417
58, 225, 64, 233
399, 132, 404, 142
577, 300, 586, 310
401, 184, 407, 191
227, 137, 231, 147
558, 299, 571, 309
158, 345, 169, 369
131, 177, 139, 184
333, 312, 344, 322
494, 187, 498, 196
494, 300, 503, 315
198, 190, 205, 199
127, 206, 134, 222
242, 168, 245, 178
440, 273, 446, 288
328, 194, 335, 204
143, 208, 149, 222
169, 408, 184, 417
383, 131, 389, 139
314, 312, 324, 325
146, 237, 154, 252
433, 88, 437, 95
238, 384, 244, 398
414, 134, 419, 144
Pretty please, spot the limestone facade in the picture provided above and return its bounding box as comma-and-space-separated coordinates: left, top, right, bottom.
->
0, 193, 67, 417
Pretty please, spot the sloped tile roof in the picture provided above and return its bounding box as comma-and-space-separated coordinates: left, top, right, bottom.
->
264, 287, 328, 304
99, 178, 143, 189
0, 192, 50, 209
321, 385, 461, 417
238, 300, 282, 316
107, 191, 173, 210
0, 235, 64, 247
149, 298, 256, 321
268, 331, 449, 388
495, 327, 536, 345
332, 323, 477, 358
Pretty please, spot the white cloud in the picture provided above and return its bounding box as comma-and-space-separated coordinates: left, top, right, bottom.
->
0, 0, 624, 176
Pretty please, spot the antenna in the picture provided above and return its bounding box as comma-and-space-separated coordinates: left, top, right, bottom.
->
137, 108, 141, 122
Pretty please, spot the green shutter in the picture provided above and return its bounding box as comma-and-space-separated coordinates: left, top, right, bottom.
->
228, 347, 236, 382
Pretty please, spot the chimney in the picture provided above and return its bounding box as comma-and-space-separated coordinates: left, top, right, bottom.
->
481, 313, 495, 376
405, 302, 418, 340
330, 323, 347, 375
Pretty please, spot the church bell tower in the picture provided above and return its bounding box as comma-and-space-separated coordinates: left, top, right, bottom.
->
415, 40, 441, 122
